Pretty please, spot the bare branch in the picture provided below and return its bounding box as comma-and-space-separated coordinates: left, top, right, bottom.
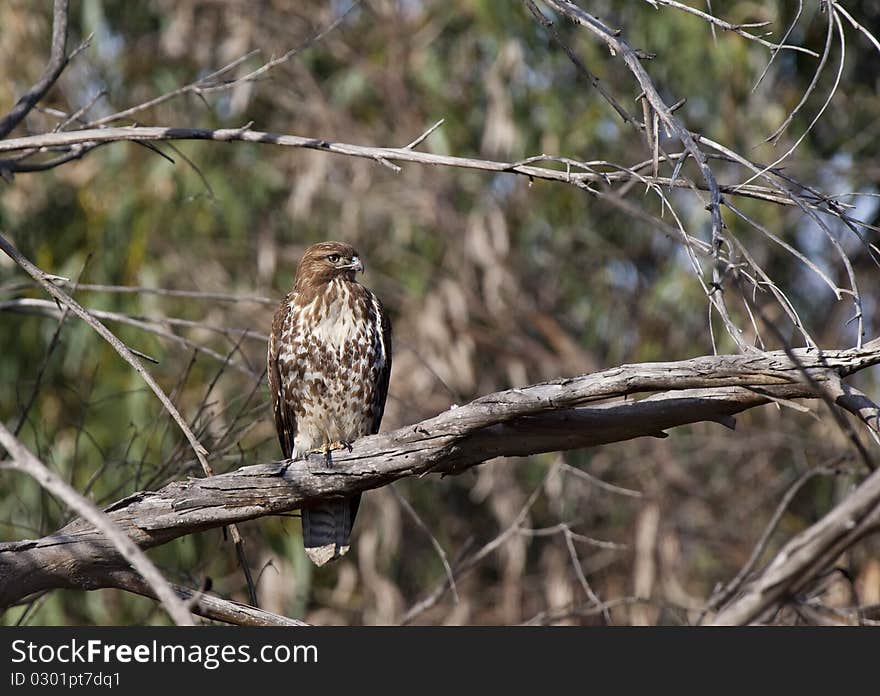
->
2, 281, 276, 306
642, 0, 819, 56
0, 423, 193, 625
752, 0, 805, 91
101, 572, 306, 627
391, 486, 459, 605
0, 233, 262, 600
2, 339, 878, 610
86, 1, 361, 128
0, 297, 265, 376
525, 0, 642, 128
541, 0, 748, 351
0, 233, 213, 470
404, 119, 446, 150
0, 123, 845, 215
402, 462, 560, 624
763, 5, 835, 145
826, 379, 880, 445
0, 0, 70, 138
704, 463, 846, 616
711, 458, 880, 625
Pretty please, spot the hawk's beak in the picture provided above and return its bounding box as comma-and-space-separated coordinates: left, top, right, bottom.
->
343, 256, 364, 273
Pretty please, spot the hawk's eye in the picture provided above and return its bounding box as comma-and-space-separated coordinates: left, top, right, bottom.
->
327, 254, 341, 263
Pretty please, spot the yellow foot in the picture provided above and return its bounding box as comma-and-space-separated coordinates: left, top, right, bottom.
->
308, 440, 352, 456
308, 441, 353, 465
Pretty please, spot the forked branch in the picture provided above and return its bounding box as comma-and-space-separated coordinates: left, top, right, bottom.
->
1, 338, 878, 614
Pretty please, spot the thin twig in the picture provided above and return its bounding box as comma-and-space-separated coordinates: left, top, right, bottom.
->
0, 298, 264, 375
86, 1, 362, 128
0, 232, 261, 604
541, 0, 750, 352
561, 462, 644, 499
404, 119, 445, 150
705, 464, 845, 617
106, 573, 307, 626
0, 423, 193, 625
525, 0, 642, 128
563, 526, 611, 623
0, 232, 212, 471
642, 0, 819, 56
391, 486, 459, 604
401, 461, 561, 624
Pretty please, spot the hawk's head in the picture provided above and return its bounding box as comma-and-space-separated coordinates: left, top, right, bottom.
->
294, 241, 364, 289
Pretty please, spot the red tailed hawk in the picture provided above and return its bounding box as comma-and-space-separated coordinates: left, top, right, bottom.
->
268, 241, 392, 566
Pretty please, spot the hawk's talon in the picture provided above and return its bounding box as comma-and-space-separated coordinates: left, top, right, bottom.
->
308, 440, 353, 466
308, 440, 350, 455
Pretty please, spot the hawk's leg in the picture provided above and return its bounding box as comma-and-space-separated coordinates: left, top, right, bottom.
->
308, 440, 354, 466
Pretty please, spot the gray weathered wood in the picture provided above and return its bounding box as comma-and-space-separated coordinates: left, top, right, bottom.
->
1, 339, 878, 610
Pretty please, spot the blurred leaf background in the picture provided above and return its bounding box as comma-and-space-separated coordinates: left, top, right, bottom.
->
0, 0, 878, 625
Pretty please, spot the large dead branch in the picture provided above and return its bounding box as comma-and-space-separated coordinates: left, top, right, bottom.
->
1, 339, 878, 611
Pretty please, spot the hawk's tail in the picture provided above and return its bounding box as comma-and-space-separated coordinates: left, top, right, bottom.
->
302, 494, 362, 566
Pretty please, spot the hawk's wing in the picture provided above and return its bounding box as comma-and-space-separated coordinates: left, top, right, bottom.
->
268, 295, 297, 460
370, 293, 393, 435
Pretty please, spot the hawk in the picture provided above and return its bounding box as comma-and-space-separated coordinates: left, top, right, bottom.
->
267, 241, 392, 566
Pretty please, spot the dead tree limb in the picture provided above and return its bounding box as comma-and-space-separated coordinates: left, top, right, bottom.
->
1, 338, 878, 611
